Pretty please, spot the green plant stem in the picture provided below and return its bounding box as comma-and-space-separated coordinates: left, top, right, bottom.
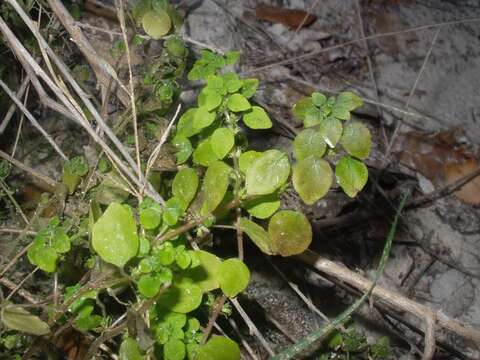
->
153, 198, 240, 246
270, 192, 408, 360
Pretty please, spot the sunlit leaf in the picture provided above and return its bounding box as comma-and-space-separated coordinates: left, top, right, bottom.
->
206, 75, 227, 95
137, 274, 163, 298
335, 156, 368, 198
193, 139, 217, 167
341, 122, 372, 160
225, 51, 240, 65
227, 94, 251, 112
198, 89, 222, 111
92, 203, 139, 267
222, 72, 242, 93
193, 106, 216, 131
241, 78, 259, 98
319, 117, 343, 148
176, 109, 199, 138
294, 127, 326, 161
172, 167, 199, 210
1, 305, 50, 336
139, 198, 162, 230
268, 210, 312, 256
311, 92, 327, 107
172, 135, 192, 164
142, 10, 171, 39
119, 337, 143, 360
331, 91, 363, 120
164, 339, 186, 360
292, 97, 316, 121
197, 336, 240, 360
245, 150, 290, 196
200, 161, 231, 215
218, 259, 250, 297
238, 150, 261, 174
179, 250, 221, 292
244, 193, 280, 219
243, 106, 272, 129
238, 218, 276, 255
293, 156, 333, 205
211, 128, 235, 159
159, 282, 203, 313
163, 197, 184, 226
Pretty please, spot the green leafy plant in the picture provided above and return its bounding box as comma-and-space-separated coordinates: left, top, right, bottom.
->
0, 15, 373, 357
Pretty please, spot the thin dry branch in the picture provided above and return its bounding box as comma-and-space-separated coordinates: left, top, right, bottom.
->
45, 0, 130, 106
383, 29, 440, 165
0, 76, 29, 135
231, 298, 275, 356
0, 149, 57, 190
0, 7, 164, 205
0, 277, 39, 304
0, 80, 68, 160
298, 250, 480, 346
116, 0, 141, 180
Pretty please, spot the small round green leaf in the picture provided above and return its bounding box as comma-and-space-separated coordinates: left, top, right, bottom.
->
160, 282, 203, 313
335, 156, 368, 198
142, 10, 171, 40
331, 91, 363, 120
27, 241, 58, 273
243, 106, 272, 129
139, 198, 162, 230
222, 72, 243, 93
227, 94, 251, 112
294, 127, 326, 161
119, 337, 143, 360
92, 203, 139, 267
238, 218, 276, 255
206, 75, 227, 95
245, 150, 290, 196
244, 193, 280, 219
197, 336, 240, 360
180, 250, 221, 292
172, 167, 199, 210
200, 161, 231, 215
211, 128, 235, 159
269, 210, 312, 256
193, 107, 216, 131
176, 109, 199, 138
239, 150, 261, 174
292, 97, 316, 121
193, 139, 217, 167
218, 259, 250, 297
311, 92, 327, 107
293, 156, 333, 205
172, 135, 193, 164
319, 117, 343, 148
198, 89, 222, 111
1, 305, 50, 336
341, 122, 372, 160
164, 339, 186, 360
163, 197, 184, 226
137, 274, 162, 298
241, 78, 259, 98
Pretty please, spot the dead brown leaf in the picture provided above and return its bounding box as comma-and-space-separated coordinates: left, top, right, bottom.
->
393, 129, 480, 205
444, 159, 480, 205
255, 4, 316, 29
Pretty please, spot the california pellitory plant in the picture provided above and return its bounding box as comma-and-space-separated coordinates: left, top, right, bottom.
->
0, 29, 371, 360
